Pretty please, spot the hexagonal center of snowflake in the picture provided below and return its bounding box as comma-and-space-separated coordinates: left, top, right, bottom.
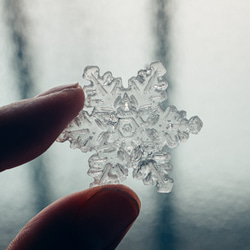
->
118, 118, 139, 138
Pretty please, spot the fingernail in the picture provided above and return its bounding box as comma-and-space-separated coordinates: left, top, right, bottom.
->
76, 186, 140, 249
36, 83, 80, 97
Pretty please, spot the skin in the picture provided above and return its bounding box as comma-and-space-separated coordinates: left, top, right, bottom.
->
0, 83, 140, 250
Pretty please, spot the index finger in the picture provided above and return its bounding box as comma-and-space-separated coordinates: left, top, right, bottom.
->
0, 83, 84, 171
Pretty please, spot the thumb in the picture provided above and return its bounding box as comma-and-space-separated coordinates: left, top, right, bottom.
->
8, 185, 140, 250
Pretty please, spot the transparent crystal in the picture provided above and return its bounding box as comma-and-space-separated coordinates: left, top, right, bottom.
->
57, 62, 203, 193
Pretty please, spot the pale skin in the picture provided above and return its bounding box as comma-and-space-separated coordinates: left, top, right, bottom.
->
0, 83, 140, 250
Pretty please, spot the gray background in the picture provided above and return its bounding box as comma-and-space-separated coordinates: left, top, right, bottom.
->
1, 0, 250, 249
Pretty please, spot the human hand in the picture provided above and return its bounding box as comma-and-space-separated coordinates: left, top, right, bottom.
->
0, 83, 140, 249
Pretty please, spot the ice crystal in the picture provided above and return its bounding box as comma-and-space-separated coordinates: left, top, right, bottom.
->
57, 62, 203, 193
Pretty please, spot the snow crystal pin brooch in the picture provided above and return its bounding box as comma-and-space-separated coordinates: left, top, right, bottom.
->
57, 62, 203, 193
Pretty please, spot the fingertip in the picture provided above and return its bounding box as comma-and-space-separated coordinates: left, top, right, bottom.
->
8, 185, 140, 250
0, 83, 85, 171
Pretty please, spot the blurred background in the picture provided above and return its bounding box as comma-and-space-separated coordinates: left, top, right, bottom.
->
1, 0, 250, 249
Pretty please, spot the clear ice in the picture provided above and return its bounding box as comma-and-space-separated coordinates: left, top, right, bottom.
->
57, 62, 203, 193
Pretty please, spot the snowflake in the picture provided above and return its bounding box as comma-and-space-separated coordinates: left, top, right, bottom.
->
57, 62, 203, 193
